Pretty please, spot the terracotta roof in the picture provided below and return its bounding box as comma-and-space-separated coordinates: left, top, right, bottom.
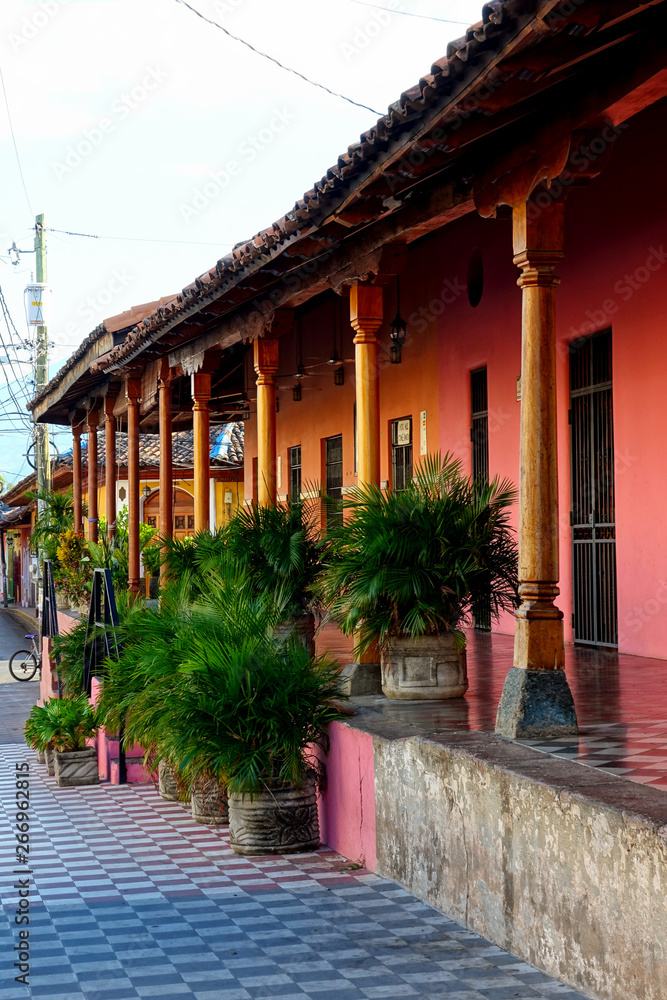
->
61, 422, 244, 470
89, 0, 536, 370
27, 296, 176, 413
0, 503, 30, 527
94, 0, 662, 374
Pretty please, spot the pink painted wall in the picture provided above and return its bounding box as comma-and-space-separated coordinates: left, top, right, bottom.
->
319, 720, 377, 871
429, 98, 667, 656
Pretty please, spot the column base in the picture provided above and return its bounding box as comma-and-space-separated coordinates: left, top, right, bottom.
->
339, 662, 382, 696
495, 667, 578, 739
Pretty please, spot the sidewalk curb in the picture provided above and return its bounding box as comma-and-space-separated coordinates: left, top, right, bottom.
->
0, 606, 39, 631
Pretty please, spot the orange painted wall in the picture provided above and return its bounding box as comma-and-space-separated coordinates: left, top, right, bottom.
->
244, 284, 441, 516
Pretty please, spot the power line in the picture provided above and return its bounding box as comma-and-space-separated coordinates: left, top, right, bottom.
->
347, 0, 469, 24
45, 227, 237, 248
0, 63, 34, 220
172, 0, 383, 116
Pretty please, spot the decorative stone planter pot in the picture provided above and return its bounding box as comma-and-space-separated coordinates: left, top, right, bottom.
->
54, 747, 99, 787
274, 613, 316, 657
78, 602, 89, 619
191, 780, 228, 825
158, 759, 181, 802
381, 633, 468, 700
35, 749, 45, 764
45, 747, 55, 776
228, 776, 319, 856
55, 591, 69, 610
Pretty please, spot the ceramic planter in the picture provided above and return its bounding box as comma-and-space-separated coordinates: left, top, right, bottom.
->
158, 759, 181, 802
191, 780, 228, 825
45, 747, 55, 776
381, 633, 468, 700
54, 747, 99, 787
274, 613, 316, 657
228, 776, 319, 856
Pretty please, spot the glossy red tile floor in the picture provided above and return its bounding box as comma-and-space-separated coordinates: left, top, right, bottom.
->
318, 624, 667, 792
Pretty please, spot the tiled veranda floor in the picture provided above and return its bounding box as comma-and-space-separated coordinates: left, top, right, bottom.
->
0, 734, 587, 1000
317, 625, 667, 792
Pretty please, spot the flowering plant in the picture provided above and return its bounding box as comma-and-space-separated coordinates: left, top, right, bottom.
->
56, 529, 93, 608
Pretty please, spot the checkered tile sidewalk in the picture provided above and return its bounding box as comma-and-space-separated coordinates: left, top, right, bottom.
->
523, 720, 667, 790
0, 743, 587, 1000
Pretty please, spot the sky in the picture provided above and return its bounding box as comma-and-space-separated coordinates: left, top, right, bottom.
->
0, 0, 484, 486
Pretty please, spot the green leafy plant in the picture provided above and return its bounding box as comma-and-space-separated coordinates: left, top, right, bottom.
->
28, 487, 75, 561
56, 529, 93, 606
93, 508, 157, 588
222, 497, 323, 619
95, 570, 346, 798
51, 618, 90, 696
317, 453, 519, 652
24, 695, 97, 753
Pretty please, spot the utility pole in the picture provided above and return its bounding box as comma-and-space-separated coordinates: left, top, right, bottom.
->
34, 214, 50, 510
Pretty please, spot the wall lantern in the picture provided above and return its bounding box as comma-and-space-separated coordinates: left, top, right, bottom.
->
334, 365, 345, 386
389, 276, 407, 364
142, 485, 151, 500
292, 383, 302, 402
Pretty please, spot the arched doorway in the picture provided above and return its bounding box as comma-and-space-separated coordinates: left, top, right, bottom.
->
143, 487, 195, 540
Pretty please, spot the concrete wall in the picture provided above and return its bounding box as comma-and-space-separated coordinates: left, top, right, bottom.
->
322, 713, 667, 1000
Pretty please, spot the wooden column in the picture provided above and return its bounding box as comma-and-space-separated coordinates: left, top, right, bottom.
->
126, 379, 142, 595
104, 396, 117, 541
71, 424, 83, 535
192, 371, 211, 531
158, 360, 173, 575
350, 284, 383, 487
253, 338, 279, 506
86, 408, 100, 544
495, 194, 577, 737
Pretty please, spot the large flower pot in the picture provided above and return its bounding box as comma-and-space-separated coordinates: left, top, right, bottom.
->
35, 749, 45, 764
55, 591, 69, 610
158, 759, 181, 802
45, 747, 55, 776
381, 633, 468, 700
54, 747, 99, 787
274, 614, 316, 657
191, 780, 228, 825
228, 777, 319, 856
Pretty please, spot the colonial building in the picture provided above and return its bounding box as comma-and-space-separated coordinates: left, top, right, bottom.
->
29, 0, 667, 736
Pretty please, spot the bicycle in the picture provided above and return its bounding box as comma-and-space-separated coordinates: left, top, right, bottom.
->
9, 634, 42, 682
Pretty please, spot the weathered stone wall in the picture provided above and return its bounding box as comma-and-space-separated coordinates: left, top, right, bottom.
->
373, 728, 667, 1000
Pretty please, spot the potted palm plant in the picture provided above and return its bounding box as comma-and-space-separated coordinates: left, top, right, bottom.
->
318, 454, 519, 700
160, 627, 345, 854
24, 696, 98, 786
222, 498, 323, 654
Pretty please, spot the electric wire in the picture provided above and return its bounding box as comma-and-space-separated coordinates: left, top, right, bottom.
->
45, 228, 236, 248
172, 0, 383, 116
346, 0, 469, 24
0, 63, 34, 219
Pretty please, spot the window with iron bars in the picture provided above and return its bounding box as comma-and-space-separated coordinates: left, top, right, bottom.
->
471, 368, 491, 629
289, 445, 301, 503
391, 417, 413, 491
